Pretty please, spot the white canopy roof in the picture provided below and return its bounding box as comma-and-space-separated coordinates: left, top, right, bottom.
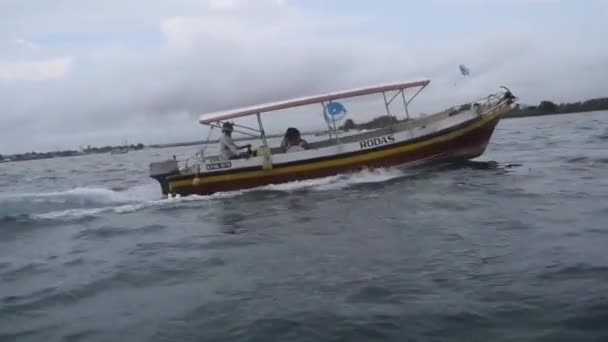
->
198, 79, 430, 124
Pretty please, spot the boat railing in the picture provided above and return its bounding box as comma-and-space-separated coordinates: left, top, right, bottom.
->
437, 87, 515, 120
179, 151, 205, 174
179, 149, 227, 173
469, 87, 515, 115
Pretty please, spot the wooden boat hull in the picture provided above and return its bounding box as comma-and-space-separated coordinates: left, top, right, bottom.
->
164, 103, 508, 196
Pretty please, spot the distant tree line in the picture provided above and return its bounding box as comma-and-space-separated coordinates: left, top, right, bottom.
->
1, 143, 146, 163
8, 150, 83, 162
80, 143, 144, 154
340, 115, 400, 131
507, 97, 608, 118
337, 96, 608, 130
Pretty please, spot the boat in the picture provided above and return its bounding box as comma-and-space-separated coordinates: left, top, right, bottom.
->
110, 147, 128, 155
111, 140, 129, 154
149, 79, 516, 197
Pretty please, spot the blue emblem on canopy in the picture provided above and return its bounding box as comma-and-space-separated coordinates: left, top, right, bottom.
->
325, 102, 347, 120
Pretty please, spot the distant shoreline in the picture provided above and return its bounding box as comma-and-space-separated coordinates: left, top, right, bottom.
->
504, 97, 608, 119
2, 97, 606, 163
504, 108, 607, 119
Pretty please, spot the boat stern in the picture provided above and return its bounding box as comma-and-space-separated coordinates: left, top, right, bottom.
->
149, 159, 180, 195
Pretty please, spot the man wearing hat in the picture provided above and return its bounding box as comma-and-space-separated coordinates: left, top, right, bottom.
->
219, 122, 252, 160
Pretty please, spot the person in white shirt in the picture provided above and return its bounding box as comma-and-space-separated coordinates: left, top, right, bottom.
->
219, 122, 252, 160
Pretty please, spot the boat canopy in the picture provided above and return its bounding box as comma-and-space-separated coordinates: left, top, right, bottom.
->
198, 79, 430, 125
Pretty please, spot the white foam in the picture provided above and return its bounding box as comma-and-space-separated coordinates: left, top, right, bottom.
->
112, 203, 147, 214
33, 207, 110, 220
314, 168, 405, 191
33, 202, 159, 220
1, 187, 129, 204
1, 183, 161, 205
118, 183, 163, 202
259, 175, 343, 192
247, 168, 405, 192
24, 168, 405, 221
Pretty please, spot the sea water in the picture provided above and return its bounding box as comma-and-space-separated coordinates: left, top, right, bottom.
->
1, 111, 608, 341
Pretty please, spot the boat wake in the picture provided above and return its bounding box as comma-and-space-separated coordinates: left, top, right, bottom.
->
0, 168, 409, 224
0, 184, 159, 222
1, 186, 149, 205
259, 168, 406, 192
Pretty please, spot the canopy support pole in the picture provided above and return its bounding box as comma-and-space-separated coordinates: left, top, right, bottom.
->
382, 92, 392, 116
231, 122, 261, 134
321, 102, 335, 141
406, 85, 426, 106
256, 113, 269, 148
387, 89, 402, 105
331, 116, 341, 144
208, 122, 258, 138
256, 112, 273, 170
401, 90, 410, 120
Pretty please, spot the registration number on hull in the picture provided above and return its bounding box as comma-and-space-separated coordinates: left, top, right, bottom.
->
205, 161, 232, 171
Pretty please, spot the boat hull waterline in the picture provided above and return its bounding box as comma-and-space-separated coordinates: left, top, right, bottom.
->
163, 103, 510, 197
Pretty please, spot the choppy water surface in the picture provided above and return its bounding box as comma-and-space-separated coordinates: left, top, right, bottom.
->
1, 111, 608, 342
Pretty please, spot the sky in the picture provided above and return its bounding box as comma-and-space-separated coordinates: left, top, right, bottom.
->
1, 0, 607, 154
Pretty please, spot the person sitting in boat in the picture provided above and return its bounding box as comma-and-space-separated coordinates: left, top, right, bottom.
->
219, 122, 252, 160
280, 127, 310, 153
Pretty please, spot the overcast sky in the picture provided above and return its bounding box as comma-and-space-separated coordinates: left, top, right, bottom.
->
1, 0, 607, 154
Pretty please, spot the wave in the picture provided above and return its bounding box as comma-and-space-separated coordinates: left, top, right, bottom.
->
0, 183, 159, 221
198, 168, 408, 194
313, 168, 407, 191
73, 224, 167, 240
0, 184, 157, 205
538, 264, 608, 281
0, 168, 408, 223
564, 156, 608, 165
595, 130, 608, 140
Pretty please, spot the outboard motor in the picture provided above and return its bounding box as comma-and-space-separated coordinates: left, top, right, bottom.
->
149, 159, 180, 195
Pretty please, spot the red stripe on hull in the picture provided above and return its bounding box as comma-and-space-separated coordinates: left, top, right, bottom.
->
174, 116, 501, 196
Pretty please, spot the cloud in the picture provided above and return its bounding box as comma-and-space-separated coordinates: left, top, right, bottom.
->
481, 0, 559, 3
0, 0, 607, 154
0, 57, 72, 81
15, 38, 40, 51
437, 0, 560, 4
209, 0, 238, 10
209, 0, 288, 11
